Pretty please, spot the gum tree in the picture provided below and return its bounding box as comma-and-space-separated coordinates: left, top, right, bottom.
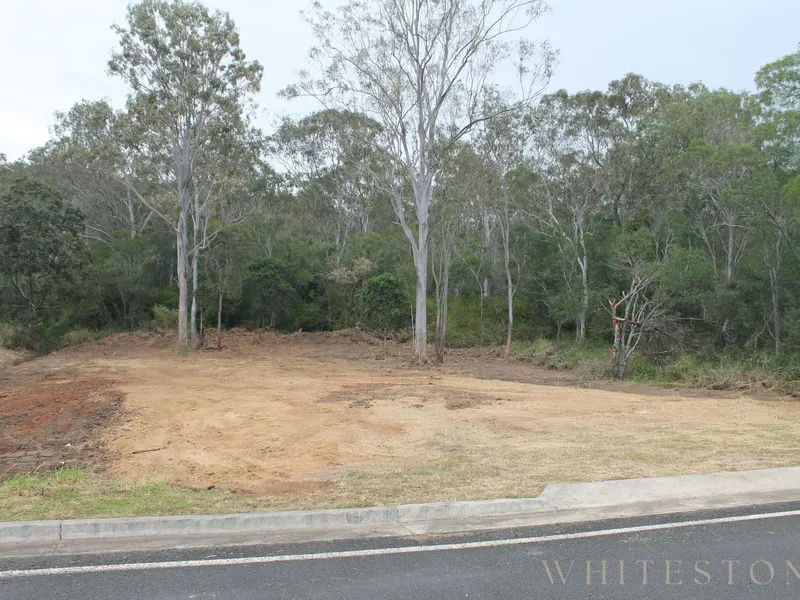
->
286, 0, 553, 362
108, 0, 262, 350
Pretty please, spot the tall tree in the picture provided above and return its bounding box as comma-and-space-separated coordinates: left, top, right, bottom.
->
271, 110, 382, 262
108, 0, 262, 350
0, 179, 88, 328
476, 96, 530, 357
286, 0, 553, 362
31, 100, 153, 242
529, 91, 605, 344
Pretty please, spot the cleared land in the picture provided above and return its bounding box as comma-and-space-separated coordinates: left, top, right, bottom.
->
1, 330, 799, 520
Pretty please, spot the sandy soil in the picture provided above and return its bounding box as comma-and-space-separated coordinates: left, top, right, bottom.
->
2, 330, 799, 503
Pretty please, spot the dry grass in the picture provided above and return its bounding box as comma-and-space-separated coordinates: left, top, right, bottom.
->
0, 347, 29, 369
2, 331, 800, 521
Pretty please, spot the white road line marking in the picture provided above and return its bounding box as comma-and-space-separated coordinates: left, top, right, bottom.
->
2, 509, 799, 579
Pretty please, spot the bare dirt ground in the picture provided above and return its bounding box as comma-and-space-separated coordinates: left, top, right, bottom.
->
2, 330, 799, 506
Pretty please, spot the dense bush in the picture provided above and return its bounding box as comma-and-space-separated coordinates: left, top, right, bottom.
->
357, 273, 410, 338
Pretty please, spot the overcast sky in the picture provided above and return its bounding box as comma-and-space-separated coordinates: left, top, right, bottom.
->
1, 0, 798, 160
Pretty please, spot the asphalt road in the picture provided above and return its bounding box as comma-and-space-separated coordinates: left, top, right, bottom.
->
2, 502, 800, 599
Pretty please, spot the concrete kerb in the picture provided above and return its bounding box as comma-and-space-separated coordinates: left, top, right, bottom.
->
2, 466, 800, 545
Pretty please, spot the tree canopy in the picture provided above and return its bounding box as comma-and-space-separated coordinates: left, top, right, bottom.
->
2, 1, 800, 383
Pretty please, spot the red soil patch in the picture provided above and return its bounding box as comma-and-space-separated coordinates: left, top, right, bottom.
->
0, 369, 123, 476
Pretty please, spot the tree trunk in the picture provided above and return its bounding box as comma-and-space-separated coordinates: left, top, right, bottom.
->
502, 233, 513, 359
482, 206, 491, 299
441, 267, 449, 360
726, 218, 735, 282
610, 301, 624, 380
190, 247, 200, 348
217, 286, 224, 349
190, 192, 202, 349
434, 287, 442, 364
126, 175, 137, 240
769, 230, 783, 357
434, 253, 451, 365
576, 228, 589, 346
772, 271, 781, 357
176, 211, 190, 350
413, 249, 428, 363
505, 262, 513, 358
613, 192, 623, 228
409, 183, 430, 364
501, 184, 513, 359
577, 259, 588, 346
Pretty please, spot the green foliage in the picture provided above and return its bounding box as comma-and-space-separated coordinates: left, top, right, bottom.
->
5, 26, 800, 389
0, 178, 89, 327
514, 339, 609, 373
152, 305, 179, 330
60, 329, 111, 347
241, 258, 302, 330
445, 296, 537, 347
0, 323, 33, 350
357, 274, 409, 338
629, 351, 800, 394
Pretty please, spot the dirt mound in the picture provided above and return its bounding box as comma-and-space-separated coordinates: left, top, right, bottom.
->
0, 371, 124, 476
55, 331, 176, 358
220, 327, 382, 347
297, 329, 382, 345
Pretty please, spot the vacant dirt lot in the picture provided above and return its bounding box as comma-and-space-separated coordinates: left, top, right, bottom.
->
2, 330, 800, 506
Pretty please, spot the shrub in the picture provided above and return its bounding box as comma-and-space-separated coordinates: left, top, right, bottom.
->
357, 273, 410, 338
0, 322, 41, 352
152, 305, 179, 330
241, 259, 301, 330
60, 329, 110, 347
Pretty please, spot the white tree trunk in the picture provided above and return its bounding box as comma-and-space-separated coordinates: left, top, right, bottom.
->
400, 180, 431, 364
575, 258, 588, 345
482, 207, 491, 299
176, 210, 190, 349
217, 284, 224, 349
413, 244, 428, 363
501, 185, 513, 359
504, 254, 513, 358
576, 228, 589, 345
768, 230, 782, 357
190, 249, 200, 348
126, 175, 137, 240
190, 192, 201, 349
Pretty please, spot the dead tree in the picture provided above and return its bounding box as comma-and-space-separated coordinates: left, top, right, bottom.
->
609, 274, 665, 380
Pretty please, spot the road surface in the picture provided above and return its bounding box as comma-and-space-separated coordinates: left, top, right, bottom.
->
2, 502, 799, 599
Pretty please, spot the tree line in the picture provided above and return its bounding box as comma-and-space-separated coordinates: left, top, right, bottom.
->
1, 0, 799, 380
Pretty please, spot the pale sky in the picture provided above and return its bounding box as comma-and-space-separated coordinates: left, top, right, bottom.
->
1, 0, 798, 161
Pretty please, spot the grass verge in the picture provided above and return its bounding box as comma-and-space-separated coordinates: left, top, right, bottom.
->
0, 468, 265, 521
1, 462, 539, 522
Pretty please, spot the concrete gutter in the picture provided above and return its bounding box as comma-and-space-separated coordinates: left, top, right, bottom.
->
2, 466, 799, 546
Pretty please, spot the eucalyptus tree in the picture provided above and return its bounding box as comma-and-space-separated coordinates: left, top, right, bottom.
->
599, 75, 672, 227
430, 143, 480, 363
476, 95, 531, 357
756, 49, 800, 271
188, 117, 263, 345
31, 100, 153, 242
666, 88, 759, 346
271, 110, 382, 262
108, 0, 262, 350
286, 0, 554, 362
756, 48, 800, 170
528, 91, 605, 344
